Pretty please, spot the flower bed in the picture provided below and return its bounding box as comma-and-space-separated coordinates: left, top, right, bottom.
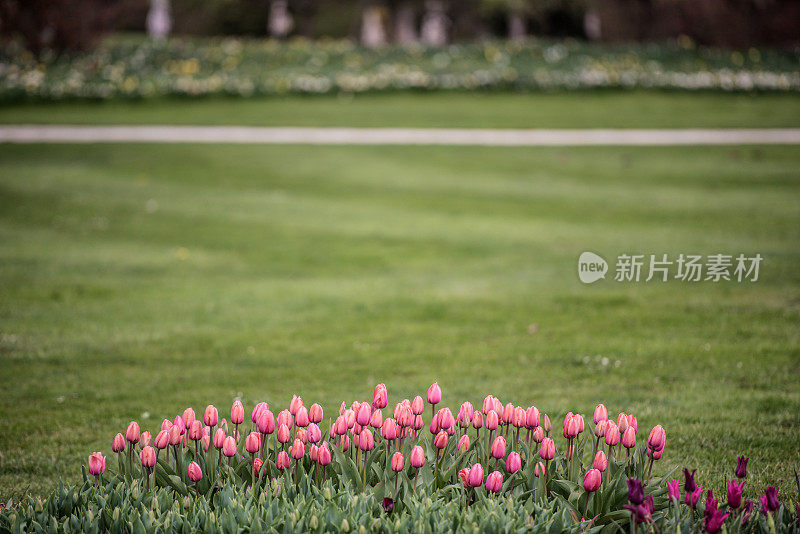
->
1, 382, 797, 533
1, 36, 799, 102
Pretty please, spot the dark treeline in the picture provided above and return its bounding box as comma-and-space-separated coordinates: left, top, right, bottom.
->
1, 0, 798, 54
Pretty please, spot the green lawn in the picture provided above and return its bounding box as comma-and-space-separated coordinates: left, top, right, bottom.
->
0, 93, 799, 503
2, 91, 800, 128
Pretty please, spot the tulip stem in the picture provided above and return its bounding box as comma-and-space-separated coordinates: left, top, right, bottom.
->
413, 468, 419, 494
363, 450, 368, 488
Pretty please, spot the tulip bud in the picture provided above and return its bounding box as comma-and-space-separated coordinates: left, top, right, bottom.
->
161, 419, 172, 431
622, 427, 636, 449
308, 403, 323, 424
458, 434, 471, 453
230, 400, 244, 425
594, 420, 607, 438
486, 471, 503, 493
540, 437, 555, 460
188, 420, 203, 441
112, 433, 126, 453
459, 468, 470, 487
490, 436, 507, 459
140, 446, 156, 468
222, 436, 237, 457
534, 461, 545, 477
277, 409, 293, 430
583, 469, 602, 492
356, 403, 371, 427
543, 414, 551, 433
467, 463, 484, 488
513, 407, 526, 428
437, 408, 454, 432
647, 425, 666, 452
604, 422, 619, 446
502, 403, 515, 425
188, 461, 202, 482
139, 432, 152, 448
201, 434, 210, 451
617, 413, 629, 433
391, 452, 405, 472
88, 452, 106, 475
126, 421, 140, 443
277, 423, 291, 444
307, 423, 322, 443
594, 451, 607, 472
373, 384, 388, 409
204, 405, 218, 427
411, 396, 424, 415
531, 426, 544, 443
369, 408, 383, 429
627, 414, 638, 433
427, 382, 442, 405
472, 411, 483, 429
154, 430, 170, 449
525, 406, 540, 429
486, 411, 499, 431
410, 445, 425, 468
289, 395, 303, 416
317, 443, 332, 466
434, 431, 449, 450
251, 402, 267, 424
182, 408, 195, 428
245, 432, 261, 454
505, 451, 521, 473
276, 450, 291, 470
290, 438, 305, 460
593, 404, 608, 424
169, 425, 182, 446
381, 418, 398, 440
358, 429, 374, 451
296, 406, 310, 428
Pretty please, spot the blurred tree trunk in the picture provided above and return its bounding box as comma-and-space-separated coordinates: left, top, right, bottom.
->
420, 0, 447, 45
361, 1, 387, 47
268, 0, 293, 38
146, 0, 171, 40
583, 6, 601, 40
394, 1, 418, 44
507, 11, 525, 41
290, 0, 318, 38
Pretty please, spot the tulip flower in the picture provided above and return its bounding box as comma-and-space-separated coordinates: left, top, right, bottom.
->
482, 395, 495, 415
140, 446, 156, 491
126, 421, 140, 443
277, 409, 293, 430
684, 468, 698, 493
338, 435, 350, 451
525, 406, 540, 429
410, 445, 425, 468
253, 457, 263, 477
411, 395, 424, 415
532, 426, 544, 443
172, 415, 185, 434
154, 429, 170, 450
88, 452, 105, 486
502, 403, 514, 426
617, 413, 629, 433
391, 452, 405, 472
727, 479, 744, 509
369, 408, 383, 429
427, 382, 441, 410
628, 478, 645, 505
705, 508, 730, 533
505, 451, 521, 474
472, 411, 483, 430
647, 425, 666, 451
230, 400, 244, 425
459, 468, 470, 488
204, 405, 218, 428
276, 450, 291, 471
201, 434, 210, 452
627, 414, 637, 433
735, 455, 748, 479
534, 462, 545, 477
686, 486, 703, 508
622, 427, 636, 450
307, 423, 321, 444
317, 442, 331, 466
667, 479, 680, 502
593, 404, 608, 424
222, 436, 237, 460
161, 418, 172, 431
251, 402, 267, 424
290, 438, 304, 459
584, 468, 602, 492
486, 411, 499, 431
457, 434, 471, 453
358, 429, 374, 451
277, 423, 291, 444
760, 486, 780, 514
245, 432, 261, 454
433, 430, 449, 450
169, 425, 182, 447
381, 418, 399, 440
295, 406, 310, 428
112, 433, 125, 453
182, 408, 196, 428
467, 463, 484, 488
289, 395, 303, 415
593, 450, 607, 472
188, 460, 202, 482
355, 402, 369, 427
490, 435, 506, 460
604, 421, 619, 447
486, 471, 503, 493
257, 409, 275, 436
543, 414, 551, 434
373, 384, 388, 409
540, 437, 555, 460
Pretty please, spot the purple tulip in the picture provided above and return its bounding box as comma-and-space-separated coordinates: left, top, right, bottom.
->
667, 479, 680, 502
686, 485, 703, 508
760, 486, 780, 514
734, 455, 748, 479
623, 504, 652, 524
683, 468, 697, 493
727, 479, 744, 509
382, 497, 394, 514
705, 509, 729, 534
741, 500, 754, 525
627, 478, 644, 505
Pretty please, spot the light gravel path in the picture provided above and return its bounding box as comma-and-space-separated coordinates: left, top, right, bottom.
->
2, 125, 800, 145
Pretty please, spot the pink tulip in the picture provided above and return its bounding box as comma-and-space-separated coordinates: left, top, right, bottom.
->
169, 425, 182, 446
230, 400, 244, 425
490, 436, 507, 459
427, 382, 442, 405
525, 406, 540, 429
397, 404, 414, 427
358, 429, 374, 451
296, 427, 308, 443
308, 403, 323, 424
277, 409, 293, 430
583, 469, 602, 492
563, 413, 579, 438
188, 420, 203, 441
594, 420, 607, 438
594, 450, 607, 472
434, 430, 449, 450
413, 415, 424, 431
201, 434, 210, 452
369, 408, 383, 429
648, 425, 666, 452
543, 414, 551, 433
467, 463, 484, 488
381, 418, 399, 440
373, 384, 388, 409
289, 395, 303, 416
257, 409, 275, 435
459, 468, 470, 487
307, 423, 322, 443
333, 415, 347, 436
317, 442, 332, 466
154, 430, 170, 449
277, 424, 291, 444
486, 471, 503, 493
140, 446, 156, 468
472, 411, 483, 429
245, 432, 261, 454
410, 445, 425, 468
213, 428, 226, 449
532, 426, 544, 443
356, 403, 371, 426
429, 416, 440, 435
172, 415, 185, 434
486, 411, 499, 431
112, 433, 126, 453
604, 422, 619, 446
594, 404, 608, 424
648, 445, 664, 460
502, 403, 515, 425
540, 437, 555, 460
493, 398, 503, 415
222, 436, 237, 457
161, 419, 172, 431
182, 408, 196, 428
482, 395, 495, 415
139, 431, 152, 448
391, 452, 405, 472
344, 409, 355, 428
204, 405, 218, 427
627, 414, 638, 433
437, 408, 454, 431
88, 452, 106, 475
290, 438, 305, 460
296, 406, 310, 428
534, 461, 545, 477
506, 451, 522, 473
512, 407, 526, 428
458, 434, 471, 453
276, 450, 291, 470
411, 395, 424, 415
622, 427, 636, 449
188, 461, 203, 482
617, 413, 629, 433
125, 421, 140, 443
251, 402, 267, 424
309, 444, 319, 462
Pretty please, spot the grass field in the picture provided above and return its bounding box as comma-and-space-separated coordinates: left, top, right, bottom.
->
0, 92, 799, 503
